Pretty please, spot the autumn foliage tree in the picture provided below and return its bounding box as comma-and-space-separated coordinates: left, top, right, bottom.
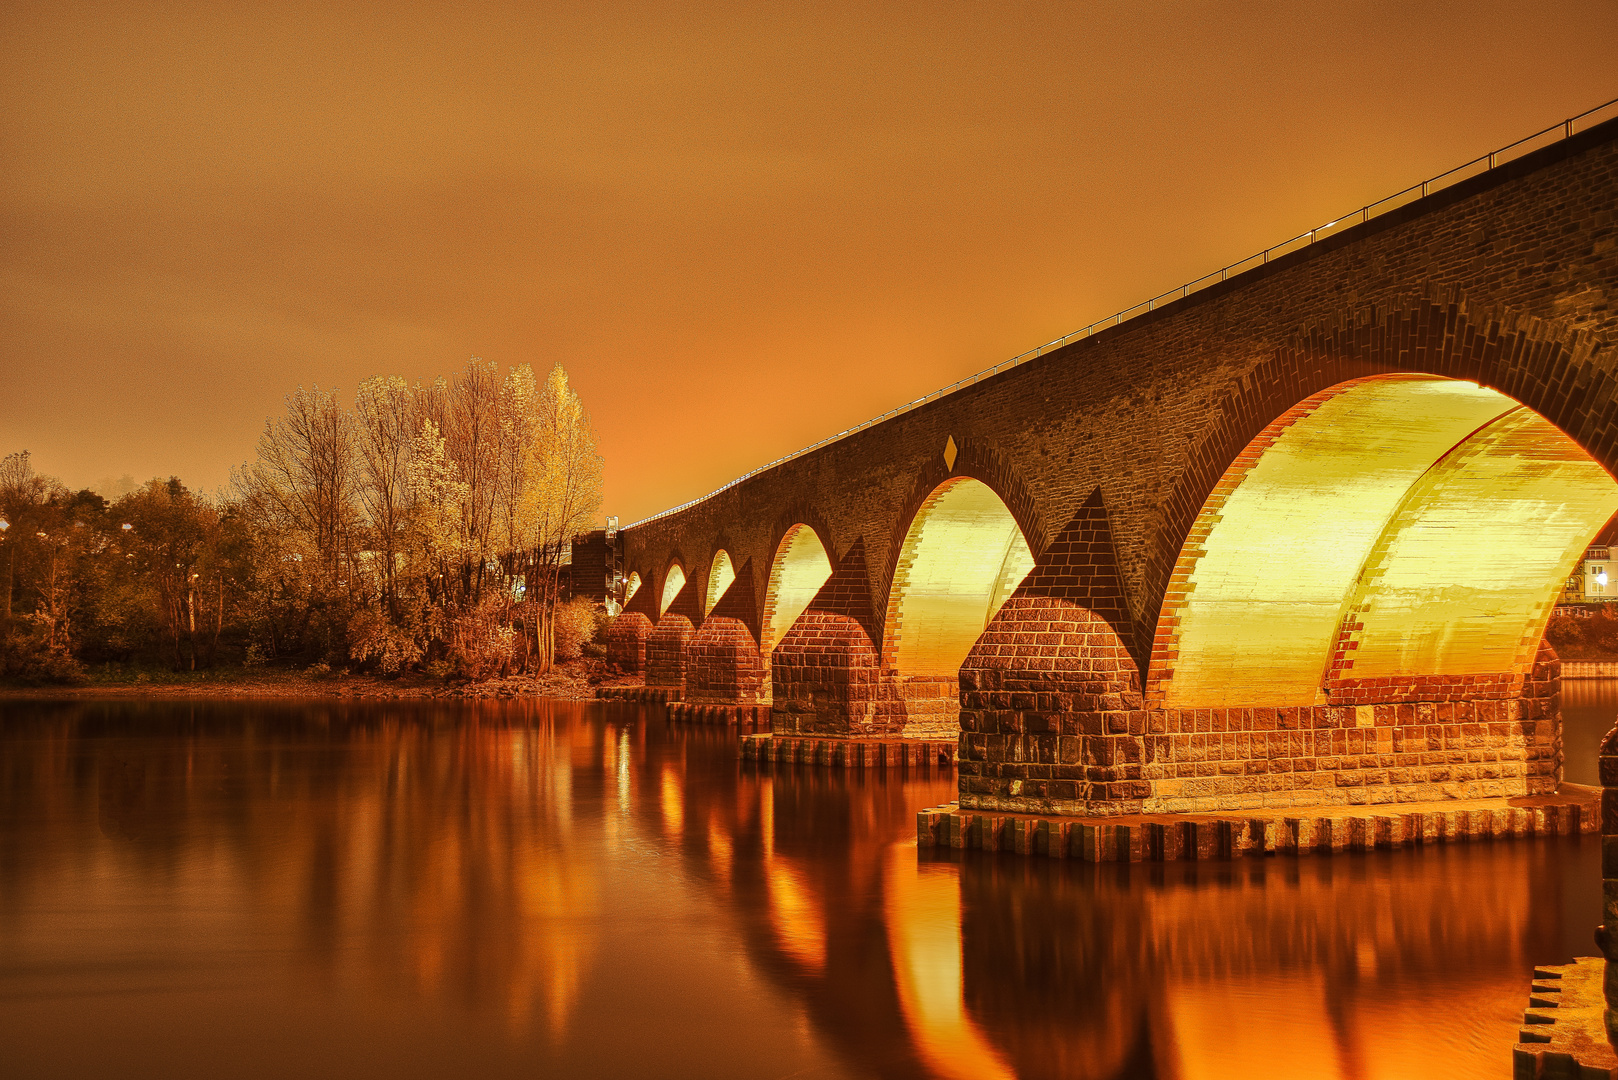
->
0, 453, 251, 681
236, 358, 603, 676
0, 357, 604, 683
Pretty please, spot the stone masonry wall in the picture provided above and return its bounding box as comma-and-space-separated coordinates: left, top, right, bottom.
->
1141, 641, 1561, 813
685, 557, 765, 705
624, 121, 1618, 684
645, 615, 694, 691
607, 612, 653, 674
770, 611, 888, 735
622, 118, 1615, 812
959, 493, 1148, 814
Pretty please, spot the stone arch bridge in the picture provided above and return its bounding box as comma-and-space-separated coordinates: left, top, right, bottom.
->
608, 113, 1618, 818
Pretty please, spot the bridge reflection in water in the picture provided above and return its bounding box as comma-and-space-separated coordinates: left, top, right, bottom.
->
0, 698, 1600, 1079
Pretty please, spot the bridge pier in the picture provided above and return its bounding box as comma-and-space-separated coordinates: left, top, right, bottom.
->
959, 594, 1147, 815
646, 614, 695, 697
955, 493, 1150, 814
879, 674, 960, 739
770, 611, 891, 735
684, 559, 766, 706
606, 612, 654, 675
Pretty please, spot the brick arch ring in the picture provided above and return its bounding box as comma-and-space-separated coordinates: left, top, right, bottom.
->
697, 532, 743, 616
877, 436, 1048, 671
1142, 290, 1618, 710
655, 549, 689, 616
879, 435, 1047, 611
766, 502, 839, 573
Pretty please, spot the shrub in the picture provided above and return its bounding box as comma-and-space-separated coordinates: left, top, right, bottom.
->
1585, 612, 1618, 656
448, 598, 516, 680
1546, 615, 1583, 655
1546, 610, 1618, 660
348, 609, 425, 675
553, 598, 600, 662
0, 629, 85, 685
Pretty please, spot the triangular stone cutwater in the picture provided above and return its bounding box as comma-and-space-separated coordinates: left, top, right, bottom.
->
804, 536, 881, 643
661, 572, 705, 627
705, 557, 761, 642
1013, 486, 1136, 653
621, 571, 661, 618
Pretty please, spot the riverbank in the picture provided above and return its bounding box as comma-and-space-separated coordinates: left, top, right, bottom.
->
0, 658, 642, 702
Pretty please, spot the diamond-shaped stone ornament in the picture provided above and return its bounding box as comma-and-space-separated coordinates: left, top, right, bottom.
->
943, 436, 957, 472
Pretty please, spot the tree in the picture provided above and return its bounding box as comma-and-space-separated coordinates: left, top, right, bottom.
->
520, 364, 603, 671
0, 451, 48, 622
235, 386, 359, 661
446, 358, 504, 601
115, 479, 220, 671
238, 386, 355, 586
352, 375, 417, 617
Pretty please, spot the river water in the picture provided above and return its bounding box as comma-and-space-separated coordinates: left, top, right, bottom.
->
1, 689, 1616, 1080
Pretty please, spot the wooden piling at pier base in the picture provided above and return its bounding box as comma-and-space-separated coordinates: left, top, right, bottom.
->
917, 788, 1598, 863
596, 685, 681, 704
664, 701, 769, 727
740, 733, 957, 769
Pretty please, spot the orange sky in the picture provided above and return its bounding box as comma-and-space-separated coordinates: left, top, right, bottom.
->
2, 1, 1615, 525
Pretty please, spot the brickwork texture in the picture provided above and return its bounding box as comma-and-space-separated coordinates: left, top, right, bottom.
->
621, 118, 1618, 815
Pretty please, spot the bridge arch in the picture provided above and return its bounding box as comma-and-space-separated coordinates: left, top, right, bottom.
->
1149, 372, 1618, 710
704, 549, 736, 616
762, 525, 834, 655
660, 560, 687, 616
623, 571, 641, 606
882, 476, 1034, 733
1144, 295, 1618, 655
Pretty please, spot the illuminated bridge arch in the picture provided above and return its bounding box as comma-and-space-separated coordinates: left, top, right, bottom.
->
704, 549, 735, 616
622, 571, 641, 606
882, 477, 1034, 732
660, 561, 687, 616
762, 525, 834, 655
1149, 373, 1618, 709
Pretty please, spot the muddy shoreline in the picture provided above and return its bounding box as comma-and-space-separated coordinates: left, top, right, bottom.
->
0, 659, 644, 702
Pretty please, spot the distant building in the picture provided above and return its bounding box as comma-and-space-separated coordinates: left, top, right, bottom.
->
1585, 546, 1612, 600
1558, 545, 1612, 615
569, 518, 623, 611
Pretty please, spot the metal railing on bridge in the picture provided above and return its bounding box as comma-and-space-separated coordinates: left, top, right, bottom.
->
625, 96, 1618, 531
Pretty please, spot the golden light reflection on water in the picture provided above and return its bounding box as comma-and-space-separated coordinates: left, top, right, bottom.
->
0, 698, 1607, 1080
884, 848, 1015, 1080
766, 859, 829, 974
661, 765, 684, 838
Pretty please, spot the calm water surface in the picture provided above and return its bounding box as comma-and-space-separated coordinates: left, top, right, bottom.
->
1, 690, 1615, 1080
